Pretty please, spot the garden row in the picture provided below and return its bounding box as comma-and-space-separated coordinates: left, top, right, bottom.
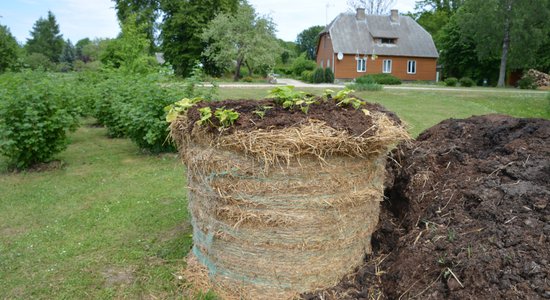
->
0, 70, 212, 169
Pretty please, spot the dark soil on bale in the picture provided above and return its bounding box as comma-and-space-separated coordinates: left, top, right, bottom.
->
185, 97, 400, 136
304, 114, 550, 299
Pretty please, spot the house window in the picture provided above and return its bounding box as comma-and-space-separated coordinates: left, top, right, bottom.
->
383, 59, 392, 73
320, 60, 324, 68
327, 59, 330, 68
381, 38, 396, 44
407, 60, 416, 74
357, 58, 366, 72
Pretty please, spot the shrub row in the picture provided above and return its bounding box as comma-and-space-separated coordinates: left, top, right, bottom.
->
360, 73, 402, 85
302, 67, 334, 83
347, 75, 383, 91
0, 71, 81, 169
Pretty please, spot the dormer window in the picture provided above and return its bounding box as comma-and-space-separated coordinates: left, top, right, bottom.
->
381, 38, 396, 44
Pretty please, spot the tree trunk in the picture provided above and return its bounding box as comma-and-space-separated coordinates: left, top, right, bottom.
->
234, 57, 243, 81
245, 61, 254, 77
497, 1, 512, 87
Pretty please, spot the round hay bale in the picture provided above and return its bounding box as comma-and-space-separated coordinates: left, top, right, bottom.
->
170, 96, 408, 299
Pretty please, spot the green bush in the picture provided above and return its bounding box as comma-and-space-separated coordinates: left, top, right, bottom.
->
444, 77, 458, 87
348, 76, 383, 91
242, 76, 253, 82
517, 74, 538, 90
301, 70, 313, 83
459, 77, 476, 87
324, 68, 334, 83
93, 68, 217, 153
291, 53, 317, 76
0, 71, 80, 169
312, 67, 325, 83
358, 73, 401, 85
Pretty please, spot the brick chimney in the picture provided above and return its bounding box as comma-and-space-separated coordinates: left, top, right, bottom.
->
390, 9, 399, 22
356, 8, 366, 21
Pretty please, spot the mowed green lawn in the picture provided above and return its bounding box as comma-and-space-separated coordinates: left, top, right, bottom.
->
1, 87, 548, 299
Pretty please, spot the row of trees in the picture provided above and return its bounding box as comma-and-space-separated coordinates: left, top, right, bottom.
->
412, 0, 550, 86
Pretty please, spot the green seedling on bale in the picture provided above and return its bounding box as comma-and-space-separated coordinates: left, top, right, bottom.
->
165, 97, 204, 122
197, 107, 213, 125
253, 106, 273, 119
334, 88, 365, 109
214, 108, 240, 128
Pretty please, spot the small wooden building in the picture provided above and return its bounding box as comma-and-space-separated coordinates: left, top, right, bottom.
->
316, 8, 439, 81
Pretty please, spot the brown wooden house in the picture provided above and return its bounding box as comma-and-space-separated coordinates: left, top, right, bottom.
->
316, 8, 439, 81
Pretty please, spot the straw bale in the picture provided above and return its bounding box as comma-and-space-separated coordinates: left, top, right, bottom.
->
170, 108, 409, 298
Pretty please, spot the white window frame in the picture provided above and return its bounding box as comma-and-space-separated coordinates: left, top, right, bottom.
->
407, 60, 417, 74
357, 58, 366, 72
320, 60, 324, 68
382, 59, 392, 73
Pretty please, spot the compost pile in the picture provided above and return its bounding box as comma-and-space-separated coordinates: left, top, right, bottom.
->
170, 92, 409, 299
305, 114, 550, 299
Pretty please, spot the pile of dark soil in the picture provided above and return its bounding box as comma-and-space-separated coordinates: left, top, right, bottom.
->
185, 98, 400, 136
304, 114, 550, 299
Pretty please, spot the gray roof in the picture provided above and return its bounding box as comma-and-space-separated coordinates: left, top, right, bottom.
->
322, 13, 438, 58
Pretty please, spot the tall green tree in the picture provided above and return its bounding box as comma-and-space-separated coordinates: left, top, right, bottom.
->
60, 39, 76, 65
201, 0, 281, 81
25, 11, 65, 63
458, 0, 550, 86
0, 24, 20, 72
75, 38, 92, 62
112, 0, 159, 53
296, 25, 324, 60
100, 14, 156, 74
159, 0, 238, 76
438, 15, 499, 83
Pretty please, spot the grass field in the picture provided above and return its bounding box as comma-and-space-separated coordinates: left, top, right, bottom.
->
1, 87, 549, 298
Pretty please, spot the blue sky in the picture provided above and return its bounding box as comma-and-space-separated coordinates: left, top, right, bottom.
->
1, 0, 416, 44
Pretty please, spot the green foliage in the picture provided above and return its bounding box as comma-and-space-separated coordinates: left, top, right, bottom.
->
0, 24, 20, 73
25, 11, 64, 63
312, 67, 325, 83
100, 15, 158, 74
517, 74, 538, 90
268, 86, 304, 105
197, 107, 213, 125
201, 1, 281, 81
93, 70, 216, 153
267, 85, 316, 113
459, 77, 476, 87
165, 97, 203, 123
112, 0, 159, 53
333, 88, 365, 109
252, 105, 272, 119
0, 71, 80, 169
22, 52, 54, 71
291, 53, 317, 76
457, 0, 550, 86
324, 68, 335, 83
347, 75, 383, 91
295, 25, 325, 60
301, 70, 314, 83
160, 0, 238, 76
359, 73, 401, 85
444, 77, 458, 86
214, 108, 239, 127
60, 39, 76, 67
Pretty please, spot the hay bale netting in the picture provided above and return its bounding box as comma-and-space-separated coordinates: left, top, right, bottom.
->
170, 96, 409, 299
